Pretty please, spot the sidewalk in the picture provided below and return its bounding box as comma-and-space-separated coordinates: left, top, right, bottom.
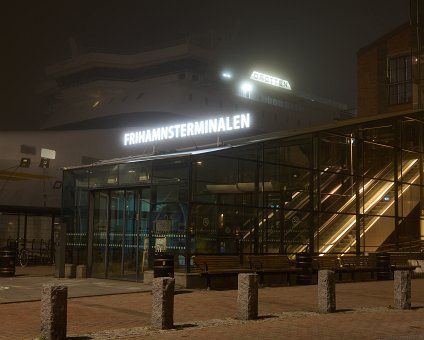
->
0, 268, 423, 339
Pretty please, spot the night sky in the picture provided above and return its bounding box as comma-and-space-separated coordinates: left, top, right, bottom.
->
3, 0, 409, 129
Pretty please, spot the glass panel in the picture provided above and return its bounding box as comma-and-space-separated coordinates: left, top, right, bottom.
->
89, 165, 119, 188
398, 183, 420, 218
153, 158, 188, 183
320, 172, 355, 214
363, 216, 395, 252
318, 133, 352, 173
400, 151, 420, 184
92, 191, 108, 277
67, 189, 88, 265
362, 179, 395, 217
362, 142, 394, 180
122, 190, 137, 280
263, 136, 312, 167
138, 188, 151, 278
0, 214, 20, 247
216, 144, 259, 161
190, 203, 257, 255
107, 190, 125, 278
63, 170, 89, 209
389, 85, 398, 105
360, 123, 395, 146
283, 209, 311, 254
119, 162, 151, 185
26, 216, 53, 264
152, 183, 187, 267
401, 119, 421, 152
317, 212, 356, 254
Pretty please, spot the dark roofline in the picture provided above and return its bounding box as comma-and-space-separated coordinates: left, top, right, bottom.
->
357, 21, 411, 55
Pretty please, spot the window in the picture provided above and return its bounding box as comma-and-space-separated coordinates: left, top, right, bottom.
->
388, 55, 412, 105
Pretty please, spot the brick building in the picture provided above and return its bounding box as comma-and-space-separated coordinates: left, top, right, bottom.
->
358, 0, 424, 117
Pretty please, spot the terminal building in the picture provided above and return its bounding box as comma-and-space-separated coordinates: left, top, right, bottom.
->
59, 7, 424, 283
0, 40, 346, 266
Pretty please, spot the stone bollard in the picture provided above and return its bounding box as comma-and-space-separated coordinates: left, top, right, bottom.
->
394, 270, 411, 310
318, 270, 336, 313
64, 264, 75, 278
237, 273, 258, 320
76, 265, 87, 278
40, 284, 68, 340
151, 277, 175, 329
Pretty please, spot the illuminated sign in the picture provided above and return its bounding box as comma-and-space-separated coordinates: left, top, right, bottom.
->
250, 71, 291, 90
123, 113, 251, 146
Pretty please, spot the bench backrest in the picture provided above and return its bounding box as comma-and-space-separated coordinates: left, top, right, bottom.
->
192, 255, 242, 272
340, 255, 370, 268
390, 254, 410, 266
248, 255, 294, 270
314, 256, 341, 270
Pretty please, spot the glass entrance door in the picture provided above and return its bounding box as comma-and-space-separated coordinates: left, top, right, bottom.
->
90, 187, 151, 281
107, 190, 125, 278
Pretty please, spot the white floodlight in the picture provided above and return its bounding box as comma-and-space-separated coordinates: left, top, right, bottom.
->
222, 72, 232, 79
241, 82, 253, 92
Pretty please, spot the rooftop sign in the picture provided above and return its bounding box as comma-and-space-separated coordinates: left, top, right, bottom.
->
123, 113, 251, 146
250, 71, 291, 90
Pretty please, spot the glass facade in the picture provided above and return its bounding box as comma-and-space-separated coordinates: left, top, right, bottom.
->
0, 211, 58, 264
62, 111, 424, 280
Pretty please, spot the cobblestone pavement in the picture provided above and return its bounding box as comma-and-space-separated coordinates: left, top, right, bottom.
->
0, 278, 423, 339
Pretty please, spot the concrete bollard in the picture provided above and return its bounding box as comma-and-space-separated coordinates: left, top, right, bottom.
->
394, 270, 411, 310
40, 284, 68, 340
64, 264, 75, 278
237, 273, 258, 320
151, 277, 175, 329
76, 265, 87, 278
318, 270, 336, 313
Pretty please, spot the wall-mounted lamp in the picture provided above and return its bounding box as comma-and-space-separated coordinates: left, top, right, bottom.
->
39, 158, 50, 168
19, 158, 31, 168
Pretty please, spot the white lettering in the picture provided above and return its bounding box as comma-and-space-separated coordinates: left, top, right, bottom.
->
250, 71, 291, 90
187, 122, 194, 136
145, 130, 151, 142
124, 133, 130, 145
194, 121, 204, 134
123, 113, 252, 146
225, 117, 233, 131
168, 126, 175, 139
241, 113, 250, 128
174, 124, 181, 138
161, 127, 168, 139
208, 119, 217, 133
233, 115, 240, 129
152, 128, 161, 141
180, 123, 187, 137
218, 117, 226, 132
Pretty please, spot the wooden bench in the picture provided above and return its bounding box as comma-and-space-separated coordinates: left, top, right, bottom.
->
248, 255, 301, 285
339, 255, 377, 280
390, 254, 419, 273
313, 255, 362, 281
192, 255, 250, 289
313, 255, 342, 271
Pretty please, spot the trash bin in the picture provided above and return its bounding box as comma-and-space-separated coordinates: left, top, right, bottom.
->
153, 254, 174, 278
296, 252, 313, 285
0, 247, 16, 277
376, 252, 391, 280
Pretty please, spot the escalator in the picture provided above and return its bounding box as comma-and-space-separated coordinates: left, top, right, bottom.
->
318, 158, 419, 254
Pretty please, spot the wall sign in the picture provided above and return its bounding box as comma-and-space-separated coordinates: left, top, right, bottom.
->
250, 71, 291, 90
123, 113, 251, 146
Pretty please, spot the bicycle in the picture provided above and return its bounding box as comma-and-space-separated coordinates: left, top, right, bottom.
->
11, 239, 29, 267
